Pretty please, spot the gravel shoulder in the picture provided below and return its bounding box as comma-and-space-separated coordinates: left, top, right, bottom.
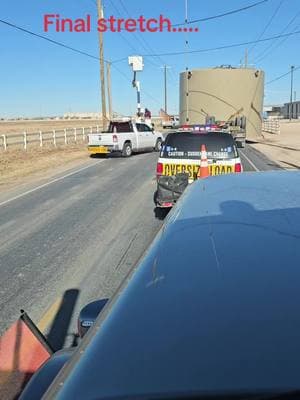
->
250, 120, 300, 170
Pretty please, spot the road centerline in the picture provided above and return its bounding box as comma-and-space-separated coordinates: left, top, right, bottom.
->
240, 148, 260, 171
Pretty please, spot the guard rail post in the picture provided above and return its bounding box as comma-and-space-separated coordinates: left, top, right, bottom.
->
74, 127, 77, 143
24, 132, 27, 150
53, 130, 56, 147
39, 131, 43, 147
2, 134, 7, 151
64, 129, 67, 144
83, 127, 85, 141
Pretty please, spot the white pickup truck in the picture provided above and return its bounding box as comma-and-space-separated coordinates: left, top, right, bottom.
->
88, 121, 163, 157
162, 116, 180, 129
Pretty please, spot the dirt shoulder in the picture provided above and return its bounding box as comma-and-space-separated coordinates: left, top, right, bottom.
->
250, 120, 300, 170
0, 144, 90, 191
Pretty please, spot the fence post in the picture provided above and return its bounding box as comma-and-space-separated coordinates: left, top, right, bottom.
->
90, 126, 93, 134
24, 132, 27, 150
64, 129, 67, 144
39, 131, 43, 147
83, 127, 85, 141
2, 134, 7, 151
74, 127, 77, 143
53, 130, 56, 147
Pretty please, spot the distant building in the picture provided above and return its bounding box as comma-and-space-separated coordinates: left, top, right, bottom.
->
63, 112, 102, 120
282, 101, 300, 119
263, 105, 283, 119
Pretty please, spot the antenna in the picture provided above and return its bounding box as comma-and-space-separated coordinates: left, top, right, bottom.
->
185, 0, 190, 123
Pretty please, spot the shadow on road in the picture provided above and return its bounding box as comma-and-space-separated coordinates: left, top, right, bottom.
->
90, 150, 158, 159
47, 288, 80, 352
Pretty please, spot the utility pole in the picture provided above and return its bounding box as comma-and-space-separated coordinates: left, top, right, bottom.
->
164, 65, 167, 115
106, 62, 112, 120
96, 0, 107, 130
161, 65, 171, 114
290, 65, 294, 121
244, 48, 248, 68
185, 0, 189, 123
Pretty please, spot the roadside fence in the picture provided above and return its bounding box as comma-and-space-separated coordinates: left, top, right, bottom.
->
262, 119, 280, 135
0, 126, 101, 151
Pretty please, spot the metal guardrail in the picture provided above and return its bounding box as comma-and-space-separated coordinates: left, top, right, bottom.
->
262, 119, 280, 135
0, 126, 101, 151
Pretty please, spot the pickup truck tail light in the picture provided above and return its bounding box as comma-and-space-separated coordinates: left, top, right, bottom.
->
113, 134, 118, 143
156, 162, 163, 176
235, 162, 242, 173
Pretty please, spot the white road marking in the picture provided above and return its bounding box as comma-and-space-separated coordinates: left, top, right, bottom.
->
240, 149, 260, 172
0, 160, 105, 208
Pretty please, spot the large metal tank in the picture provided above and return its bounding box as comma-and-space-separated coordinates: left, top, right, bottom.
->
179, 67, 265, 140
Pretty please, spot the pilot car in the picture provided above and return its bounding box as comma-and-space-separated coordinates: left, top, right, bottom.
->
21, 171, 300, 400
156, 130, 242, 207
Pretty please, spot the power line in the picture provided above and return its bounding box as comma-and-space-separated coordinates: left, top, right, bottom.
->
266, 65, 300, 85
173, 0, 269, 27
116, 0, 178, 85
253, 9, 300, 62
0, 18, 105, 62
118, 0, 166, 65
111, 29, 300, 61
256, 22, 300, 64
106, 0, 160, 68
111, 63, 161, 106
0, 17, 161, 107
88, 0, 146, 59
248, 0, 284, 54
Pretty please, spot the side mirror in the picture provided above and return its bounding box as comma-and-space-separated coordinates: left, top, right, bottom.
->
77, 298, 108, 338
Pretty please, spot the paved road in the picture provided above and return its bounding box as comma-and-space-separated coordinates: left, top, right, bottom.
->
0, 145, 281, 348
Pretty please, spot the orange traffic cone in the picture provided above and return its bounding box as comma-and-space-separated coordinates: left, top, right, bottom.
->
197, 144, 210, 179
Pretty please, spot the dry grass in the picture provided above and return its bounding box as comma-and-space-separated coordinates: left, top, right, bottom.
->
0, 119, 102, 136
0, 144, 88, 188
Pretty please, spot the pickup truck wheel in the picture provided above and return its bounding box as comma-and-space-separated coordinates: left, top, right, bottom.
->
155, 139, 162, 152
122, 142, 132, 157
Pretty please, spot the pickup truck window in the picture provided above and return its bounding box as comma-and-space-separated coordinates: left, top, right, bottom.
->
143, 124, 153, 132
108, 122, 133, 133
136, 123, 152, 132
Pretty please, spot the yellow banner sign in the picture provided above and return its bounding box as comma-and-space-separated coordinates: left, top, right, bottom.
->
162, 163, 233, 178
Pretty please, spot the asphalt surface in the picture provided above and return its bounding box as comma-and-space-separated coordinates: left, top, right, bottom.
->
0, 145, 281, 348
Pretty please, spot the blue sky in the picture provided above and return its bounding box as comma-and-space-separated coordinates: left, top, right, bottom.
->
0, 0, 299, 118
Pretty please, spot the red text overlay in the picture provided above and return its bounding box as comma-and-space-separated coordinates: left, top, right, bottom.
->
43, 14, 199, 33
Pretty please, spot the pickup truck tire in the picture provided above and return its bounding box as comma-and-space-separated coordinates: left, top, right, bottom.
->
122, 142, 132, 157
155, 138, 162, 152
